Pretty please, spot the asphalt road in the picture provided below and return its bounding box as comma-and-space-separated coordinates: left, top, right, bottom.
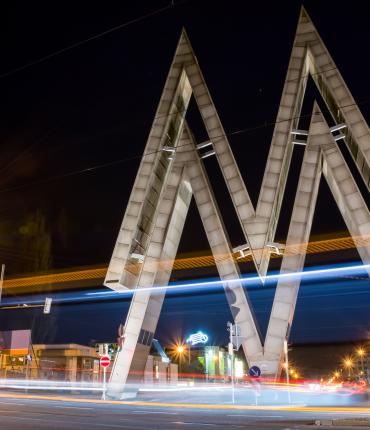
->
0, 393, 370, 430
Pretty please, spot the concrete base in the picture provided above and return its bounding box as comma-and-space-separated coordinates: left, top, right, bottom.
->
106, 385, 139, 400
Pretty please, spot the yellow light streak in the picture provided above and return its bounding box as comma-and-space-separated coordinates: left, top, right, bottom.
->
2, 233, 367, 294
0, 392, 370, 413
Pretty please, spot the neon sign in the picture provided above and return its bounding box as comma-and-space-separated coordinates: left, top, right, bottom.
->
186, 331, 209, 346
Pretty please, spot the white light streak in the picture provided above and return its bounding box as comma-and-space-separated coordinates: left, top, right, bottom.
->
86, 262, 370, 297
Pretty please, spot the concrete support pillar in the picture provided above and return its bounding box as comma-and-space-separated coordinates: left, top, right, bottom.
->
67, 357, 77, 382
144, 355, 154, 385
104, 8, 370, 395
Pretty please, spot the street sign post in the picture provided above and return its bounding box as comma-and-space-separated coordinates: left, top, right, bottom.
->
227, 320, 250, 404
251, 377, 261, 405
231, 324, 242, 350
100, 355, 110, 400
249, 365, 262, 404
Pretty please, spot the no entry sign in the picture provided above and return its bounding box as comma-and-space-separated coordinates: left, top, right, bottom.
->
100, 355, 111, 368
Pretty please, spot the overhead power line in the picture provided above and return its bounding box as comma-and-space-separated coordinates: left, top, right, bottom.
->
0, 97, 369, 196
0, 1, 188, 79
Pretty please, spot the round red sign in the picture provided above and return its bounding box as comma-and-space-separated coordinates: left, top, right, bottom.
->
100, 355, 111, 368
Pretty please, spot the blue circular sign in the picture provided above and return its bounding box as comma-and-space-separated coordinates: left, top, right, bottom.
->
249, 365, 261, 377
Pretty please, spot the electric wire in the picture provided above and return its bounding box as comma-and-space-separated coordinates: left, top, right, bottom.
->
0, 96, 369, 196
1, 12, 370, 195
1, 7, 368, 192
0, 1, 188, 79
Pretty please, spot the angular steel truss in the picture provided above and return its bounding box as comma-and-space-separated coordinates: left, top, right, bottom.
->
104, 8, 370, 398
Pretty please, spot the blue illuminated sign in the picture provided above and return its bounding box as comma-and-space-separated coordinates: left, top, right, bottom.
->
186, 331, 209, 346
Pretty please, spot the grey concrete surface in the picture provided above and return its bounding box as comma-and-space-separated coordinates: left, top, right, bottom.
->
0, 393, 370, 430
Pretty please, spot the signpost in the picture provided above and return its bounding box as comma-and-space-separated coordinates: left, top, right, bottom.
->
230, 324, 242, 351
227, 321, 250, 404
100, 355, 110, 400
249, 365, 261, 405
249, 365, 261, 378
100, 356, 110, 367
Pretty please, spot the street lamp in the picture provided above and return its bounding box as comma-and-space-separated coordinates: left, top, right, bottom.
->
343, 357, 353, 378
357, 348, 365, 375
176, 345, 184, 379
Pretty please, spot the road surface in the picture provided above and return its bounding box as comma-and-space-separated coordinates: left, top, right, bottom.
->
0, 392, 369, 429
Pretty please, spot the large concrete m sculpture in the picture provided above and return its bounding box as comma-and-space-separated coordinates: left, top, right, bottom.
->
104, 8, 370, 398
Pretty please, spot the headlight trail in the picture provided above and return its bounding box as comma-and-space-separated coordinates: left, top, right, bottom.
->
1, 261, 369, 309
85, 261, 370, 297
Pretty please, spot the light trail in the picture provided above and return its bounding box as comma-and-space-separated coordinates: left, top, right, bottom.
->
0, 379, 103, 392
1, 234, 367, 294
0, 391, 369, 413
1, 261, 369, 309
84, 261, 370, 297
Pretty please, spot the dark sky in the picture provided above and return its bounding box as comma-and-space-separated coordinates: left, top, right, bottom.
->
1, 1, 370, 275
1, 1, 370, 350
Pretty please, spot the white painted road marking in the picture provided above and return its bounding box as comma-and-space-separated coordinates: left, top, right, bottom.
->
130, 410, 177, 415
54, 405, 93, 410
171, 423, 215, 426
227, 414, 284, 418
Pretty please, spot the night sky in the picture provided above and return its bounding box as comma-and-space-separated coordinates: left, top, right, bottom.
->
1, 1, 370, 348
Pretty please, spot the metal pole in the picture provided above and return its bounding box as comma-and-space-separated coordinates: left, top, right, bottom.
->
228, 322, 235, 404
102, 343, 108, 400
0, 264, 5, 305
231, 354, 234, 405
179, 355, 182, 381
284, 339, 291, 404
102, 367, 106, 400
25, 338, 31, 393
